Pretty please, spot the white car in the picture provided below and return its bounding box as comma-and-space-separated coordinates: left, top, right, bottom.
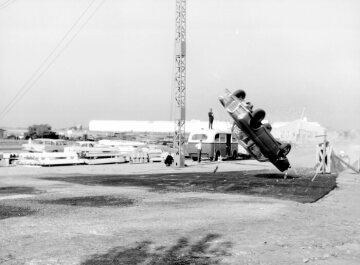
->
22, 139, 68, 153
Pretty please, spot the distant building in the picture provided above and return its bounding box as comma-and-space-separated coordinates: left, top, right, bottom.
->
89, 118, 326, 144
272, 117, 325, 143
0, 129, 5, 139
89, 120, 232, 134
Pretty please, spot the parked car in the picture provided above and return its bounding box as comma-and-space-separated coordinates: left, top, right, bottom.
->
22, 139, 68, 153
64, 141, 118, 156
219, 89, 291, 172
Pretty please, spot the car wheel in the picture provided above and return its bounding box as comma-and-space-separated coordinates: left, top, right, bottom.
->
274, 157, 290, 172
250, 109, 266, 128
279, 143, 291, 156
192, 157, 198, 161
232, 89, 246, 100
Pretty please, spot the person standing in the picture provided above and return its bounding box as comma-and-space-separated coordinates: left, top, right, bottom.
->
208, 108, 214, 129
196, 139, 202, 163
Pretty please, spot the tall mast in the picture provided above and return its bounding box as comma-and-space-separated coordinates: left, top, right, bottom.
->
173, 0, 186, 167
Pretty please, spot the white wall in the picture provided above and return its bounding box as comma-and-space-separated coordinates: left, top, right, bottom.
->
89, 120, 232, 133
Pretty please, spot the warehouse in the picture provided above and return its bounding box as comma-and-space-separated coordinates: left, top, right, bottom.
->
272, 117, 325, 144
89, 120, 232, 133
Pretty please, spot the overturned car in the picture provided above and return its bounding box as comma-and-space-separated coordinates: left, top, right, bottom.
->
219, 89, 291, 172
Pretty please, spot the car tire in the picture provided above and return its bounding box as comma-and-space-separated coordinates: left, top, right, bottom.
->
250, 109, 266, 128
274, 157, 290, 172
232, 89, 246, 100
253, 108, 266, 122
279, 143, 291, 156
192, 157, 198, 161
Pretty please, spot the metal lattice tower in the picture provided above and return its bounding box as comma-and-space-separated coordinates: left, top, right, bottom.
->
173, 0, 186, 167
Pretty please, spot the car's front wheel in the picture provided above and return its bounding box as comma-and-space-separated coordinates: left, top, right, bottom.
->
250, 109, 266, 128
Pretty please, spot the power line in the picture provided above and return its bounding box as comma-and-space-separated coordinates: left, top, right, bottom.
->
0, 0, 99, 118
0, 0, 107, 121
0, 0, 16, 10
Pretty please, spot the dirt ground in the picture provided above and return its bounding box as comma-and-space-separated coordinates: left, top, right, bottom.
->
1, 146, 360, 265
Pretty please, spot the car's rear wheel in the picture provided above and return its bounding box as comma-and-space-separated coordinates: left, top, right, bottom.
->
274, 157, 290, 172
232, 89, 246, 100
250, 109, 266, 128
279, 143, 291, 156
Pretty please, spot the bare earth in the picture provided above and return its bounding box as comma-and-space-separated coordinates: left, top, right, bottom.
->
0, 154, 360, 264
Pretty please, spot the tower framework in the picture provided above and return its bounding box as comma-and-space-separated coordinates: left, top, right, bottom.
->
173, 0, 186, 167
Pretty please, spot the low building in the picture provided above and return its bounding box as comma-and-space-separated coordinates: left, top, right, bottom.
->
0, 128, 5, 139
89, 120, 232, 134
272, 117, 325, 144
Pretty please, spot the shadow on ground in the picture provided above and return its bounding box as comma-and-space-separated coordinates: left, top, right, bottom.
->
43, 169, 337, 203
81, 234, 232, 265
0, 186, 40, 195
38, 196, 135, 207
0, 205, 37, 220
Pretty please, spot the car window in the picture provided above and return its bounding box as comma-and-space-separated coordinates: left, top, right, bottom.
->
191, 134, 207, 141
219, 134, 226, 143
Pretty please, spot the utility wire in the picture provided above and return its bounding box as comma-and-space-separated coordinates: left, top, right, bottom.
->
0, 0, 98, 119
0, 0, 16, 10
0, 0, 107, 121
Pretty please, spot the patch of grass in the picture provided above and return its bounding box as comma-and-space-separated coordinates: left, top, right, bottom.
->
0, 205, 36, 219
38, 196, 135, 207
81, 234, 232, 265
42, 169, 337, 203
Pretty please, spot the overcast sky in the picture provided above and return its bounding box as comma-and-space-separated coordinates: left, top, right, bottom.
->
0, 0, 359, 130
